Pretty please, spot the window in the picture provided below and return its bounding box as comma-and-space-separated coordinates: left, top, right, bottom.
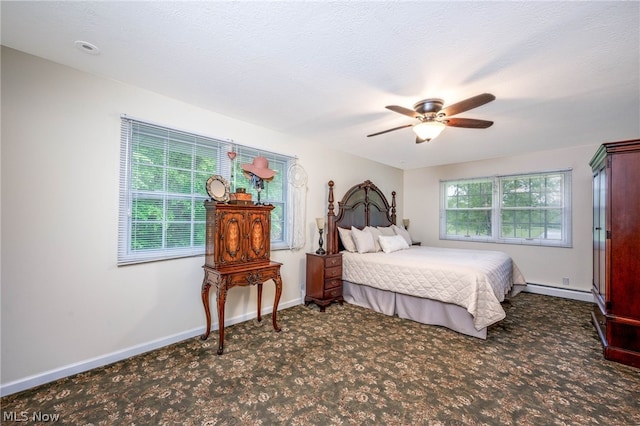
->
118, 116, 294, 265
440, 170, 572, 247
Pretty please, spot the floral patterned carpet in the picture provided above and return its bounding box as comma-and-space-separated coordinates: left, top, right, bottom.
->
2, 293, 639, 425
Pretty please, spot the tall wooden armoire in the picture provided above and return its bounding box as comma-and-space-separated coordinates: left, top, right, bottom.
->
590, 138, 640, 368
200, 201, 282, 355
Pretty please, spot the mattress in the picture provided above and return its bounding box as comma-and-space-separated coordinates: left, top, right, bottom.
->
341, 246, 527, 330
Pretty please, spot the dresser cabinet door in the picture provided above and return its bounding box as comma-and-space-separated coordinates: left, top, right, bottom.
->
217, 210, 246, 266
246, 210, 271, 263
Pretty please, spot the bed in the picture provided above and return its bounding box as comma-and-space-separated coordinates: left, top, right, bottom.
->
325, 179, 527, 339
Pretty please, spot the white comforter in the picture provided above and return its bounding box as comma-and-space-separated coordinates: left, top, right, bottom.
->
341, 246, 527, 330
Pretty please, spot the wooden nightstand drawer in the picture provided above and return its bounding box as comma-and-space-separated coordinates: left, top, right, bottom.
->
323, 287, 342, 299
325, 256, 342, 268
325, 278, 342, 290
325, 265, 342, 279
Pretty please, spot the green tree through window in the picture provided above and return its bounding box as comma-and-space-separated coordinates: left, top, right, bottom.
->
444, 180, 493, 237
440, 170, 572, 247
500, 174, 564, 241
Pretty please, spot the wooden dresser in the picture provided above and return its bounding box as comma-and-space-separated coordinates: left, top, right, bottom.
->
305, 252, 343, 311
200, 201, 282, 354
590, 139, 640, 368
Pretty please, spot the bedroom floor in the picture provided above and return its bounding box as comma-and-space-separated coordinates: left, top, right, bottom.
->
2, 293, 639, 425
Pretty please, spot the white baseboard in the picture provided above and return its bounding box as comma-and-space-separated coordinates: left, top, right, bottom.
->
1, 298, 301, 397
523, 283, 593, 302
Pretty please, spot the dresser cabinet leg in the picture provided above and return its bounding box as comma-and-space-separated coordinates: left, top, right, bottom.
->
256, 283, 263, 323
216, 286, 228, 355
200, 280, 212, 341
272, 275, 282, 332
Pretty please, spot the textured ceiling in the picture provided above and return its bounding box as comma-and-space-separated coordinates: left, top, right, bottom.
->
2, 1, 639, 169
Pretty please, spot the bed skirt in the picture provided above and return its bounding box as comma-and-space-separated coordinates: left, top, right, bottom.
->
343, 280, 490, 339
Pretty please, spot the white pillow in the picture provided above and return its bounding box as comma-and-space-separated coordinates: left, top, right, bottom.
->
338, 227, 357, 252
351, 226, 376, 253
392, 224, 412, 246
378, 235, 410, 253
377, 226, 396, 236
364, 226, 383, 252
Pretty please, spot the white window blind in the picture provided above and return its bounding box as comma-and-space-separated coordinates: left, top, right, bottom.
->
118, 116, 294, 265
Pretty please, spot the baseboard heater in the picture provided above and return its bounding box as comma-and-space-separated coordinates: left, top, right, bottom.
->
523, 283, 592, 302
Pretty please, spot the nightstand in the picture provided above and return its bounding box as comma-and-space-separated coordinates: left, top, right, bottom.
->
304, 253, 343, 312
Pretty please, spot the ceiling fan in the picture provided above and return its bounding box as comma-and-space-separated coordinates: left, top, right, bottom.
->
367, 93, 495, 144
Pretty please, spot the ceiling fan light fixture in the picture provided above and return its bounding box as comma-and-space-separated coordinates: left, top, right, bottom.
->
368, 93, 495, 142
413, 121, 445, 141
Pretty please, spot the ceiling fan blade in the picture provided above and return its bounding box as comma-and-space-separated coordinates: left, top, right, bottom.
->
386, 105, 420, 118
367, 124, 413, 137
440, 93, 495, 117
444, 117, 494, 128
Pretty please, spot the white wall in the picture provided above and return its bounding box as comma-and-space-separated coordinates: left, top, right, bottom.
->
0, 47, 403, 393
403, 143, 599, 293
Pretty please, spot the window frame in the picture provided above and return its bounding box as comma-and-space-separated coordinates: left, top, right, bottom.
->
440, 169, 572, 248
118, 116, 294, 265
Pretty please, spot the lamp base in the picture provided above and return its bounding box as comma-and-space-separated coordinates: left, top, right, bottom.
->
316, 229, 325, 255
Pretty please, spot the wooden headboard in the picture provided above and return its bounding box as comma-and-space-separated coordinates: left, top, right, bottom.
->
326, 180, 396, 254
